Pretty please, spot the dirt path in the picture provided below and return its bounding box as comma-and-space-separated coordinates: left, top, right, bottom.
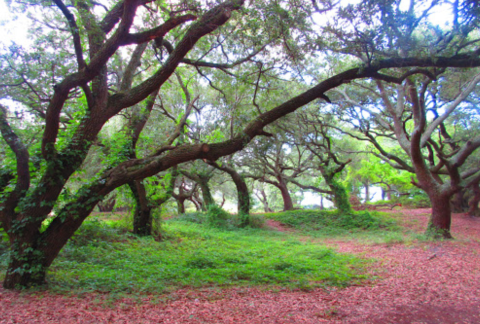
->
1, 209, 480, 323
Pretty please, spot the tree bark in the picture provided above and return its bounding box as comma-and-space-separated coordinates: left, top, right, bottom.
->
364, 180, 370, 203
451, 190, 469, 213
176, 197, 186, 214
199, 181, 214, 209
277, 181, 294, 211
468, 181, 480, 217
128, 180, 152, 236
3, 236, 47, 289
428, 192, 453, 239
256, 187, 272, 212
209, 161, 250, 220
97, 196, 116, 212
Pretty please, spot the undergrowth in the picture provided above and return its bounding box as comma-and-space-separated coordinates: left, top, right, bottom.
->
0, 216, 367, 294
263, 209, 402, 242
177, 205, 265, 229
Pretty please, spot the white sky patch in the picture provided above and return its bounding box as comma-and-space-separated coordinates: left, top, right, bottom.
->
0, 0, 31, 47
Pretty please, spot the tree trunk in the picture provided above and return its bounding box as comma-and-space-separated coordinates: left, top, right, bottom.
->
451, 190, 469, 213
209, 162, 250, 219
428, 193, 453, 239
199, 181, 214, 210
97, 196, 116, 212
128, 180, 152, 236
277, 182, 294, 211
468, 181, 480, 217
324, 175, 351, 213
364, 181, 370, 203
176, 197, 186, 214
257, 187, 272, 212
3, 192, 102, 288
189, 197, 202, 211
3, 236, 48, 288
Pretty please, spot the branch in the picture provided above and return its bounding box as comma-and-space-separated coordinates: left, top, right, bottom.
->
289, 179, 332, 195
52, 0, 86, 69
421, 72, 480, 147
0, 106, 30, 196
108, 0, 245, 112
121, 14, 197, 45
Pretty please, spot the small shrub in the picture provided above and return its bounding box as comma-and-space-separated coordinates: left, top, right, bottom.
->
206, 205, 231, 228
248, 213, 266, 228
263, 209, 396, 234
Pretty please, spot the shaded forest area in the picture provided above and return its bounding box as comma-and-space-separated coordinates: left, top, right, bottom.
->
0, 0, 480, 320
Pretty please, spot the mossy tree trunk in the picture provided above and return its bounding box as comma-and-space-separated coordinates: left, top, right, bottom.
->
209, 161, 250, 225
128, 180, 153, 236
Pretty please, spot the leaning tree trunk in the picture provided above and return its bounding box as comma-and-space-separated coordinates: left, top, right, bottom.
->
189, 197, 202, 211
277, 181, 294, 211
4, 189, 105, 288
128, 180, 152, 236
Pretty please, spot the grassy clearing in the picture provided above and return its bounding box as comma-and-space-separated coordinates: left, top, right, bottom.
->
262, 209, 411, 244
0, 214, 369, 294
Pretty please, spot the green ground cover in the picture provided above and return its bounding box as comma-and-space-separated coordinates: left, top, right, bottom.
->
0, 209, 401, 294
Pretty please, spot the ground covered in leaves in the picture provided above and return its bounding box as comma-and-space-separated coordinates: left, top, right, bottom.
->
1, 208, 480, 323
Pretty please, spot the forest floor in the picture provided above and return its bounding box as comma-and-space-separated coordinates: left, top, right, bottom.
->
1, 208, 480, 323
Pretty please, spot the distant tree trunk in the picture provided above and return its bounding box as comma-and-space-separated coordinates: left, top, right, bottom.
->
199, 181, 214, 210
277, 181, 294, 211
189, 197, 202, 211
320, 195, 324, 210
468, 181, 480, 217
209, 161, 250, 223
451, 190, 469, 213
219, 193, 226, 208
175, 197, 185, 214
256, 187, 272, 212
322, 172, 351, 213
128, 180, 152, 236
364, 180, 370, 203
97, 196, 116, 212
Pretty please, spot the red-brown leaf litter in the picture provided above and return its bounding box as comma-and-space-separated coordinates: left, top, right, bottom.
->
1, 209, 480, 323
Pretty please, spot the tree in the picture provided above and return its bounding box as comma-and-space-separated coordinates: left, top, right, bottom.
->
284, 112, 353, 212
1, 0, 480, 289
337, 70, 480, 237
208, 157, 251, 224
243, 135, 312, 211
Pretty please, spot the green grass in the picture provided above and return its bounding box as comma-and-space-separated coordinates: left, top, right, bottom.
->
0, 216, 368, 294
262, 209, 403, 242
